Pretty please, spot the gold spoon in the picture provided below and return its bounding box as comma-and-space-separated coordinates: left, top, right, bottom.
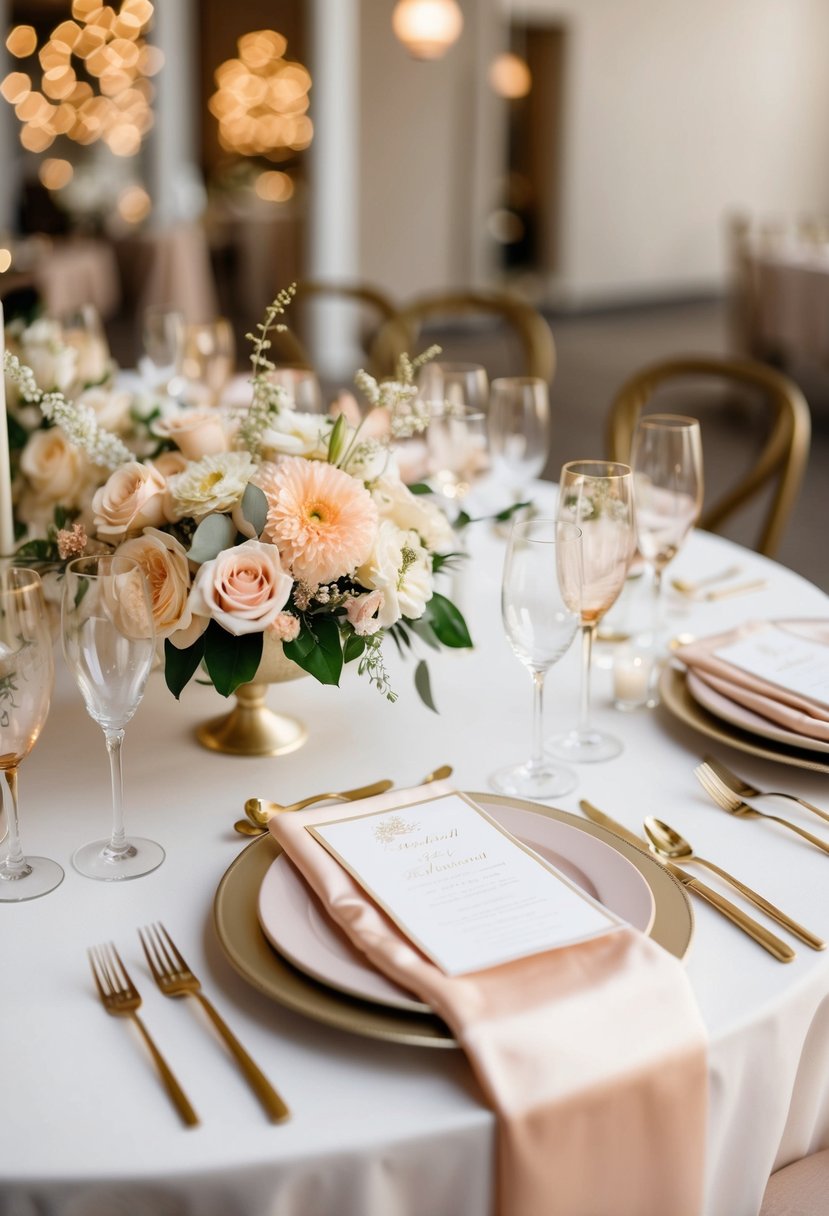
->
644, 816, 824, 950
235, 765, 454, 837
671, 565, 742, 595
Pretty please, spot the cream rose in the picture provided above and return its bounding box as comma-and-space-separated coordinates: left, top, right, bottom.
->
92, 461, 167, 541
20, 427, 91, 506
187, 538, 293, 636
116, 528, 194, 640
371, 472, 455, 552
77, 386, 132, 434
356, 521, 433, 627
152, 409, 229, 461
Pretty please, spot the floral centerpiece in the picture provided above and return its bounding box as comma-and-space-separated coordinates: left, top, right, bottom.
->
4, 286, 473, 712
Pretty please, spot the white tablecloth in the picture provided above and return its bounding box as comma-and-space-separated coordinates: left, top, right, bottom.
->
2, 486, 828, 1216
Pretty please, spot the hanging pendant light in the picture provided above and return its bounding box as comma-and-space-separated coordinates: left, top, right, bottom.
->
392, 0, 463, 61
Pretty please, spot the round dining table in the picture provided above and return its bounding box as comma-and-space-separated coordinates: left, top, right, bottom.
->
2, 481, 828, 1216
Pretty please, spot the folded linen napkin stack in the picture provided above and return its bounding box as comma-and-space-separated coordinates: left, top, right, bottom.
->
677, 620, 829, 743
270, 783, 708, 1216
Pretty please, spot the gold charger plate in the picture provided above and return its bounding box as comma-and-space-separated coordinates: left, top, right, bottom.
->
214, 795, 694, 1049
660, 666, 829, 776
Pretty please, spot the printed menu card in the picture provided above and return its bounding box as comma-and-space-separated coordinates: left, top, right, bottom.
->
308, 792, 621, 975
715, 624, 829, 707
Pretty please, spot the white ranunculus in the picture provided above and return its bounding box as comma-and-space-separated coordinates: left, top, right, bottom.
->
171, 451, 254, 520
356, 521, 433, 627
371, 472, 455, 552
260, 409, 332, 460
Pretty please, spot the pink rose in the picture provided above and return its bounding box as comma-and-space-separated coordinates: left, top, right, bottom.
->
344, 590, 385, 636
92, 461, 167, 542
153, 409, 229, 460
116, 528, 194, 640
188, 538, 293, 636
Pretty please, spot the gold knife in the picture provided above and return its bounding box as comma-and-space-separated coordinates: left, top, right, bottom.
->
579, 800, 796, 963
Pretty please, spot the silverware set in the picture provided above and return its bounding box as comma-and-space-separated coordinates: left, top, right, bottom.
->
580, 754, 828, 963
670, 565, 768, 600
89, 924, 289, 1127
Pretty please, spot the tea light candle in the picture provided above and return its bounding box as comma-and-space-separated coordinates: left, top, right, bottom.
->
613, 649, 654, 709
0, 300, 14, 558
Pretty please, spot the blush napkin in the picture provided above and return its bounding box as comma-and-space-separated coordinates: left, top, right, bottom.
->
677, 620, 829, 742
270, 783, 708, 1216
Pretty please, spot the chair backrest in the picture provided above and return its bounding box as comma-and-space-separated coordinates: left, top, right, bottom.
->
369, 289, 556, 383
271, 280, 399, 376
607, 355, 811, 558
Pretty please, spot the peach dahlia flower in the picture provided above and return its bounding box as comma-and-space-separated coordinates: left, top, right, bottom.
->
262, 456, 378, 586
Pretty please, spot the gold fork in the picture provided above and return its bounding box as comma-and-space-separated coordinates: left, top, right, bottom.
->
695, 764, 829, 857
88, 942, 199, 1127
700, 755, 829, 824
139, 923, 289, 1123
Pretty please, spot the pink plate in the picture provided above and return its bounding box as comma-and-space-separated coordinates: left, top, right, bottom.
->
257, 798, 656, 1013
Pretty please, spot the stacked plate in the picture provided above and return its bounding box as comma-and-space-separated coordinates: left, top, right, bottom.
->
214, 795, 694, 1048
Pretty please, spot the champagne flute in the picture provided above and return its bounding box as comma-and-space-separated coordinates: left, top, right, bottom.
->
61, 555, 164, 881
426, 404, 489, 501
142, 305, 184, 393
0, 568, 64, 901
181, 318, 235, 406
631, 414, 703, 639
488, 376, 551, 500
418, 361, 489, 414
490, 519, 582, 798
548, 461, 636, 763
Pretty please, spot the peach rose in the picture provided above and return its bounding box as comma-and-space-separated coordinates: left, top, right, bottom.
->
153, 409, 229, 460
20, 427, 91, 506
188, 538, 293, 636
92, 461, 167, 542
77, 386, 131, 434
116, 528, 194, 639
344, 590, 385, 637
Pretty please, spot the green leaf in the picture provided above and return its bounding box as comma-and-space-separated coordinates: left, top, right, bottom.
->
495, 499, 533, 523
283, 614, 343, 685
186, 514, 237, 565
407, 482, 434, 496
414, 659, 438, 712
424, 592, 473, 649
7, 414, 28, 452
343, 632, 366, 665
11, 538, 57, 560
202, 621, 263, 697
454, 510, 472, 530
164, 633, 206, 699
241, 483, 268, 537
432, 550, 465, 574
408, 616, 441, 651
328, 412, 347, 465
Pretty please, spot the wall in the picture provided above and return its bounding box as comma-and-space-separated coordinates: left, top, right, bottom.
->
515, 0, 829, 305
357, 0, 829, 306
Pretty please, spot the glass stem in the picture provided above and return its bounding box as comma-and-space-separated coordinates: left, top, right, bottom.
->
579, 622, 596, 738
528, 669, 546, 774
105, 729, 128, 855
652, 566, 664, 643
1, 767, 30, 879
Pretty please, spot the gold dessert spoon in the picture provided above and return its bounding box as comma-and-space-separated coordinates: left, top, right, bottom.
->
644, 816, 824, 950
671, 564, 742, 596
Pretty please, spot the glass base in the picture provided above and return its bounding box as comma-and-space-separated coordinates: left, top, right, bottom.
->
0, 855, 64, 902
546, 729, 624, 764
488, 759, 578, 800
72, 837, 165, 881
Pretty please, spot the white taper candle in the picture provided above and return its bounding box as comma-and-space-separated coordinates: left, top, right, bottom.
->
0, 300, 15, 557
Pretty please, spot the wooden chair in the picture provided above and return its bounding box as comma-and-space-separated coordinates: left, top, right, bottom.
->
271, 280, 398, 376
368, 288, 556, 383
607, 355, 811, 558
759, 1149, 829, 1215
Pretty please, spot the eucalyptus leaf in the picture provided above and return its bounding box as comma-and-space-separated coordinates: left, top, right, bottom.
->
414, 659, 438, 712
186, 514, 237, 565
241, 483, 269, 537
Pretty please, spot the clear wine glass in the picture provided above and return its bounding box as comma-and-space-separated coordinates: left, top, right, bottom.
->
0, 568, 64, 902
490, 519, 582, 798
426, 403, 489, 501
488, 376, 551, 500
60, 554, 164, 881
268, 366, 324, 413
631, 414, 703, 639
418, 361, 489, 414
180, 318, 235, 407
547, 460, 636, 763
142, 305, 185, 393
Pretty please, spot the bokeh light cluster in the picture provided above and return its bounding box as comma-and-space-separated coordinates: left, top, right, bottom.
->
209, 30, 312, 160
1, 1, 162, 159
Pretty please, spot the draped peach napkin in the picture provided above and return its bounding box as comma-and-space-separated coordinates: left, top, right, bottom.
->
678, 620, 829, 742
270, 783, 708, 1216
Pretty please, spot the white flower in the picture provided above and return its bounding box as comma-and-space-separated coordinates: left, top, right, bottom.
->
356, 521, 433, 627
77, 386, 132, 434
171, 451, 254, 519
20, 320, 78, 393
260, 408, 332, 460
371, 472, 455, 552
